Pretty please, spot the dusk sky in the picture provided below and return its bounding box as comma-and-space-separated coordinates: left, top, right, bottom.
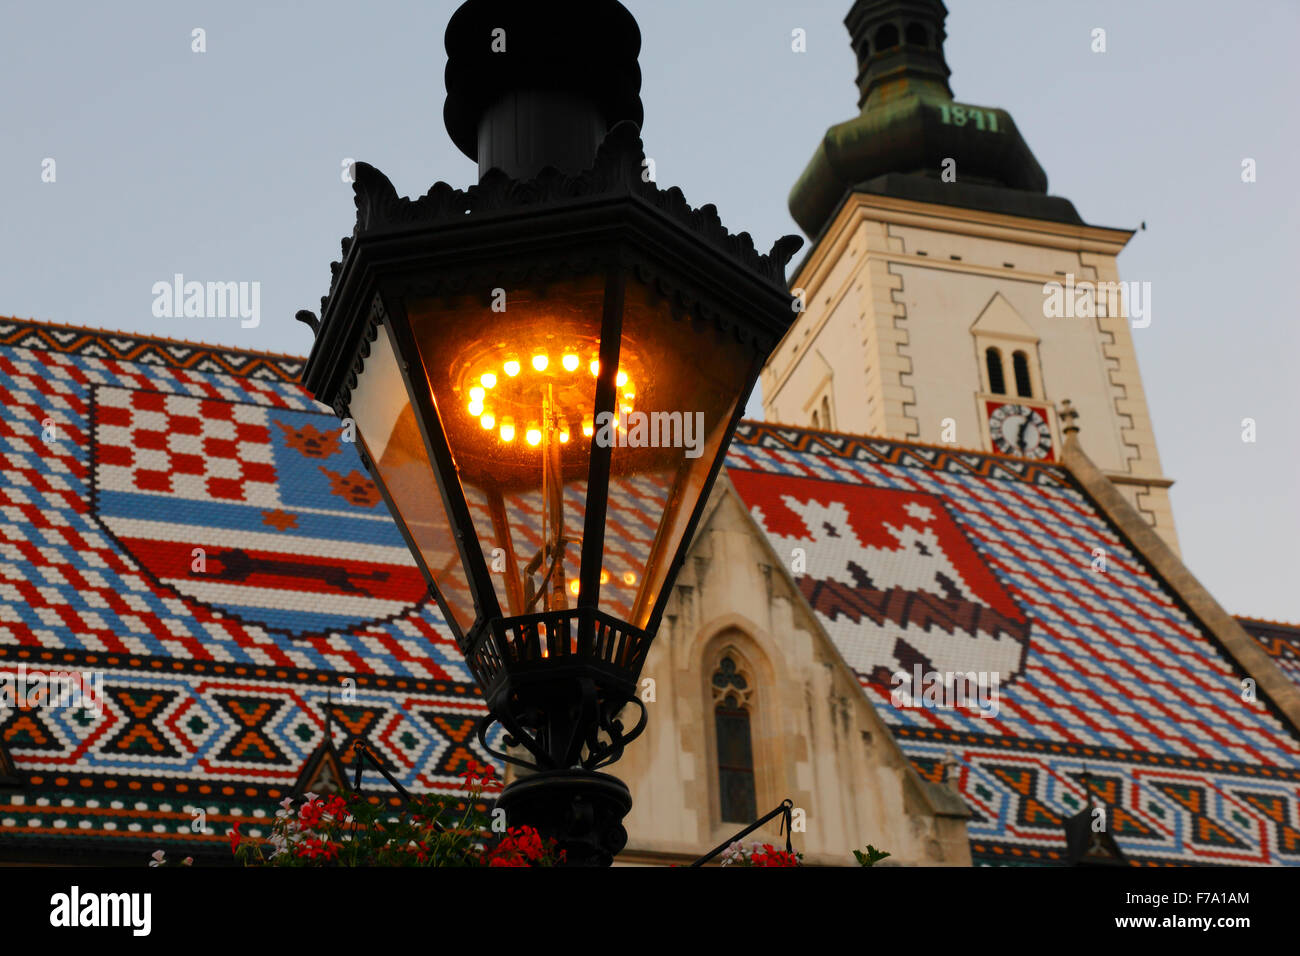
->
2, 0, 1296, 621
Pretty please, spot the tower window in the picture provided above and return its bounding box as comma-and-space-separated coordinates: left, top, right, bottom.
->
905, 23, 928, 47
1013, 351, 1033, 397
875, 23, 899, 50
811, 409, 820, 428
821, 395, 832, 429
985, 347, 1006, 395
713, 656, 757, 824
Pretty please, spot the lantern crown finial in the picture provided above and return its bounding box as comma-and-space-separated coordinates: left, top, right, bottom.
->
444, 0, 644, 182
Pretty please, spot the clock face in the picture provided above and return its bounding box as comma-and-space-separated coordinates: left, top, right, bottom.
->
987, 403, 1053, 459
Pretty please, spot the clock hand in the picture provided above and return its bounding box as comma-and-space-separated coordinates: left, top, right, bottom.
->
1016, 417, 1030, 452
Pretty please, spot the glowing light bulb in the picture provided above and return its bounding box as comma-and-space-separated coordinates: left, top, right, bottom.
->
526, 425, 542, 446
600, 570, 610, 584
481, 413, 495, 430
616, 370, 629, 387
469, 386, 485, 403
500, 418, 515, 442
568, 579, 580, 596
480, 372, 497, 389
623, 390, 635, 401
559, 429, 570, 444
621, 404, 634, 415
504, 360, 521, 377
623, 572, 637, 586
589, 359, 600, 377
532, 353, 549, 372
562, 353, 579, 372
468, 400, 484, 417
582, 417, 594, 437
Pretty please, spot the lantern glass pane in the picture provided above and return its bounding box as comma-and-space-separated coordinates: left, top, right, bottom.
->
349, 322, 477, 633
601, 274, 753, 629
406, 274, 607, 619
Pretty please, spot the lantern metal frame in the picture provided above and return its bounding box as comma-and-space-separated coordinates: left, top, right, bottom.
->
302, 123, 800, 777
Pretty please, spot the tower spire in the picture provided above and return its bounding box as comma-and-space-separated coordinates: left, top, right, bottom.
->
846, 0, 952, 111
788, 0, 1082, 240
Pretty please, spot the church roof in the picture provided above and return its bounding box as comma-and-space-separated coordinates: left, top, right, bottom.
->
0, 316, 1296, 866
0, 317, 488, 863
724, 423, 1300, 865
1236, 617, 1300, 694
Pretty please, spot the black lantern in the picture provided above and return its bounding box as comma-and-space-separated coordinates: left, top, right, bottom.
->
299, 0, 801, 865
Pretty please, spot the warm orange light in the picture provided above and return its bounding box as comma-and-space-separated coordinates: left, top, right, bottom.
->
526, 425, 542, 446
468, 400, 484, 417
589, 359, 600, 377
559, 428, 570, 443
582, 417, 594, 437
480, 413, 495, 430
623, 572, 637, 586
469, 386, 486, 403
616, 370, 628, 387
562, 354, 580, 372
504, 360, 521, 377
600, 569, 609, 584
480, 372, 497, 389
623, 390, 635, 401
500, 418, 516, 442
568, 579, 580, 596
532, 353, 549, 372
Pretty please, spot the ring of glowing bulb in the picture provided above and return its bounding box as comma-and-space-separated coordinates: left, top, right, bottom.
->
455, 344, 641, 449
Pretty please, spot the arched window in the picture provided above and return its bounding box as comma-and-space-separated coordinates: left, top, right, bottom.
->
811, 409, 820, 428
820, 395, 832, 429
905, 22, 928, 46
1013, 351, 1033, 397
712, 656, 756, 824
985, 347, 1006, 395
875, 23, 899, 50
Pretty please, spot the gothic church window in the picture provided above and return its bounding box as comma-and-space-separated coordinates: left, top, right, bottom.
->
712, 655, 757, 824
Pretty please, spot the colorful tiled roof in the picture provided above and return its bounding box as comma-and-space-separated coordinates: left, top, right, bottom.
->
1237, 617, 1300, 694
0, 318, 490, 861
726, 424, 1300, 866
2, 316, 1296, 866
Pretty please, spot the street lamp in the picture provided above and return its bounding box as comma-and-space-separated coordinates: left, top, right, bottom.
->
299, 0, 801, 865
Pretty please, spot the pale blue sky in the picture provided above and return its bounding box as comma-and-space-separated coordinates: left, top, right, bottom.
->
1, 0, 1297, 621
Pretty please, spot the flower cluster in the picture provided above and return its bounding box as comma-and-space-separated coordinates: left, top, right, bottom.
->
486, 826, 565, 867
169, 760, 565, 868
719, 840, 803, 867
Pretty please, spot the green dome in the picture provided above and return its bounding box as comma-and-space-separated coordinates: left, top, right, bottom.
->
790, 0, 1081, 239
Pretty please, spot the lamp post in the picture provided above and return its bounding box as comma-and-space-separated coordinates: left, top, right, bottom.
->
298, 0, 801, 866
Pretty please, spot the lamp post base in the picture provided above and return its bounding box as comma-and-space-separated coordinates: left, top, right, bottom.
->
496, 769, 632, 867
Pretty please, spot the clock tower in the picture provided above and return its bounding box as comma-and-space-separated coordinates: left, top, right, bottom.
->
763, 0, 1179, 552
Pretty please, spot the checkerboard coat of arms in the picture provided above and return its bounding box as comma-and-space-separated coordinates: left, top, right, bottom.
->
89, 387, 430, 638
